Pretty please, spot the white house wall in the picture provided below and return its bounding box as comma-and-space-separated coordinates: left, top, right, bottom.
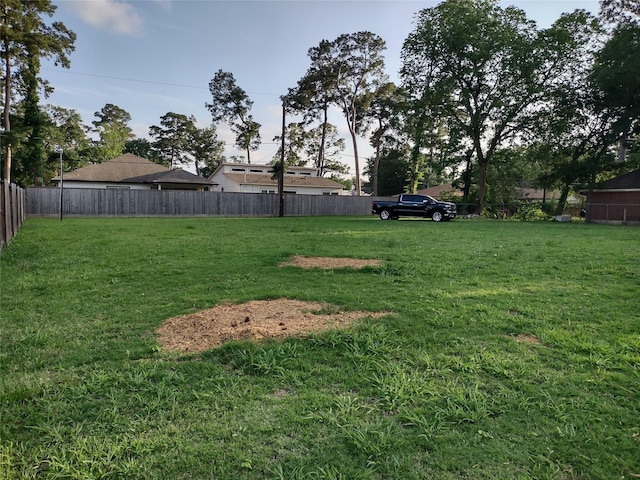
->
209, 163, 347, 195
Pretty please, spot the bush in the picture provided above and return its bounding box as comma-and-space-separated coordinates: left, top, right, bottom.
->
511, 203, 553, 221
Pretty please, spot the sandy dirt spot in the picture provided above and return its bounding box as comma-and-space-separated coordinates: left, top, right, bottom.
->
512, 334, 542, 345
278, 255, 383, 269
157, 299, 388, 353
156, 256, 387, 353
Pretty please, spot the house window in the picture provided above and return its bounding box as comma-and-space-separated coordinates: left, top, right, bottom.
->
261, 189, 276, 194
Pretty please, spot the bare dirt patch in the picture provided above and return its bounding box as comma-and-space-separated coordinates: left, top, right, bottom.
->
512, 334, 542, 345
156, 299, 388, 353
278, 255, 383, 270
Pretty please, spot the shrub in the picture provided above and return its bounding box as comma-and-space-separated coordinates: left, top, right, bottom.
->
511, 203, 553, 221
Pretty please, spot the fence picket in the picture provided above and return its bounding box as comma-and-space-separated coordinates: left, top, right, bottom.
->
1, 181, 26, 251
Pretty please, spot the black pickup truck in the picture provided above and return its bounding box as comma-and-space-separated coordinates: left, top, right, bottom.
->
372, 194, 457, 222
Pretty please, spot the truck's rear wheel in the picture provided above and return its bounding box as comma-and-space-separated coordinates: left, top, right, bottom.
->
432, 210, 444, 222
380, 209, 392, 220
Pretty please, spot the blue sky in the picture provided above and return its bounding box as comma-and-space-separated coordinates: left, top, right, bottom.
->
43, 0, 600, 175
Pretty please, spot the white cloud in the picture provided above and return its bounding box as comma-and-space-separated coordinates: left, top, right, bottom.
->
68, 0, 143, 35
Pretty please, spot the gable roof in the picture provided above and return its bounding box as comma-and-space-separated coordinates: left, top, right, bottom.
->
57, 153, 212, 185
594, 169, 640, 190
131, 168, 214, 185
222, 173, 344, 189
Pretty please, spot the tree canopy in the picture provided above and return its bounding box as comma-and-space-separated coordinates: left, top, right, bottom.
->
1, 0, 75, 183
91, 103, 134, 162
400, 0, 612, 214
206, 69, 261, 163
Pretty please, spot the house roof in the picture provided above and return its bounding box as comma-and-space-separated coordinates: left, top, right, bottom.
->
594, 169, 640, 190
132, 168, 214, 185
55, 153, 213, 185
223, 173, 344, 189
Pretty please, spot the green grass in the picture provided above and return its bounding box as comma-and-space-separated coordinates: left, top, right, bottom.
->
1, 216, 639, 479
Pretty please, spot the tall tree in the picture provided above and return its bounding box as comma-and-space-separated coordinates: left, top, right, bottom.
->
288, 39, 339, 176
149, 112, 195, 168
359, 82, 398, 195
91, 103, 134, 161
590, 24, 640, 163
1, 0, 75, 183
18, 38, 49, 186
206, 69, 260, 163
400, 0, 586, 214
533, 11, 619, 214
330, 32, 387, 196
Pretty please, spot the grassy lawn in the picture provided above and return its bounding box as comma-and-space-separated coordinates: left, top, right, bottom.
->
1, 216, 639, 479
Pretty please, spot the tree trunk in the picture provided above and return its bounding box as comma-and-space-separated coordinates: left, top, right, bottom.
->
373, 132, 381, 197
317, 104, 328, 175
618, 124, 629, 163
346, 104, 361, 196
476, 160, 488, 215
349, 126, 361, 195
462, 151, 472, 204
555, 184, 570, 216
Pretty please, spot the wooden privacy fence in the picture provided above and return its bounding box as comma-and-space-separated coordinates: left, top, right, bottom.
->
26, 187, 384, 218
1, 181, 26, 251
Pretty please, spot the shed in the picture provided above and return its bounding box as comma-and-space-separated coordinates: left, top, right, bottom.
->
583, 169, 640, 225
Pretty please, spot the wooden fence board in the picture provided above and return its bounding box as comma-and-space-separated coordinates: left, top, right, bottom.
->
1, 181, 26, 251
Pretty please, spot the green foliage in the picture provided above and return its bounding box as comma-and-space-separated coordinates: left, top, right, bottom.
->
206, 69, 261, 162
1, 217, 639, 478
400, 1, 604, 214
511, 203, 553, 221
365, 148, 409, 196
1, 0, 76, 184
296, 32, 387, 195
149, 112, 197, 168
189, 125, 225, 177
91, 103, 135, 161
590, 23, 640, 145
